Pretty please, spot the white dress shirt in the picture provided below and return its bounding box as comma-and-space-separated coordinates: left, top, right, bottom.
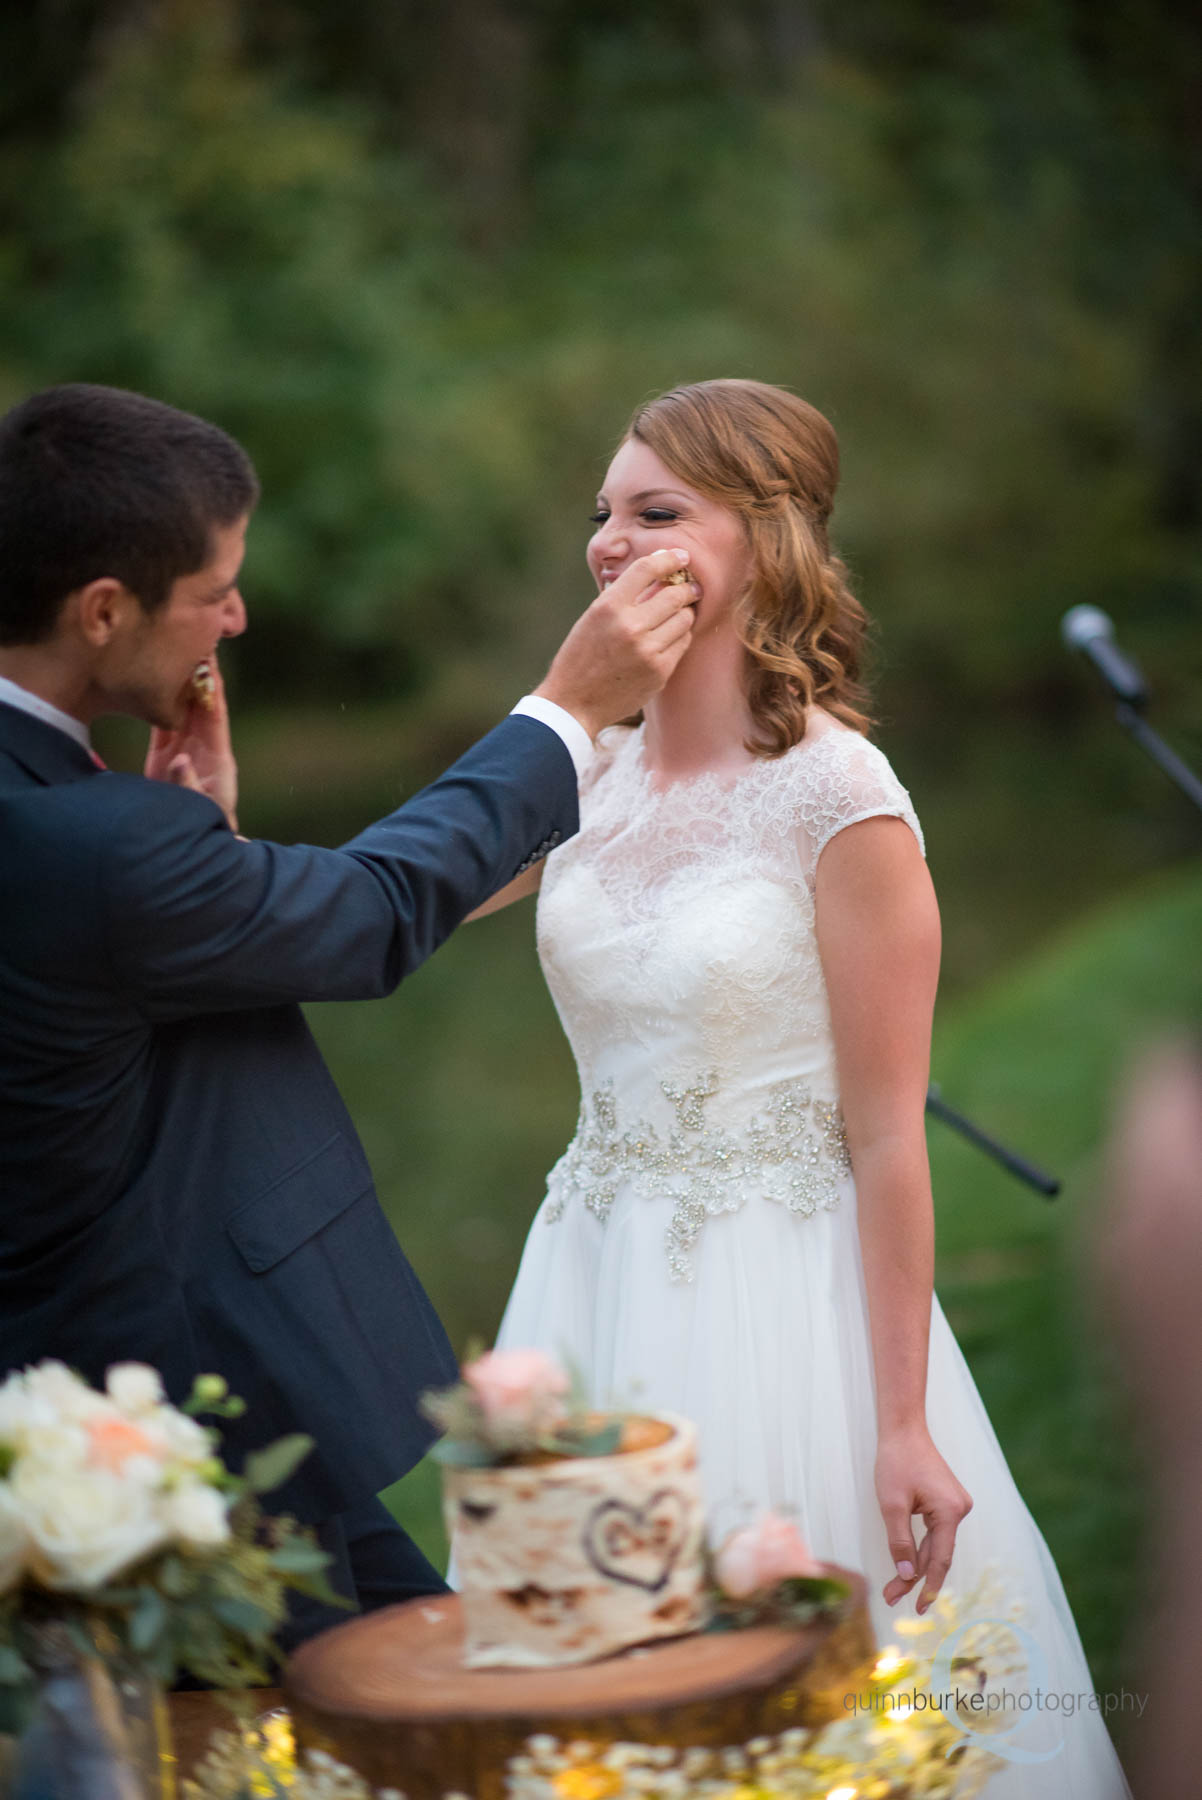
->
509, 694, 593, 779
0, 673, 92, 752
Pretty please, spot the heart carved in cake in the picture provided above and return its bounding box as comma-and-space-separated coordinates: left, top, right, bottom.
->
583, 1488, 688, 1592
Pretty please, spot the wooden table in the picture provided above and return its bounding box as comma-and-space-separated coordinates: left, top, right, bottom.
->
286, 1585, 874, 1800
167, 1688, 285, 1785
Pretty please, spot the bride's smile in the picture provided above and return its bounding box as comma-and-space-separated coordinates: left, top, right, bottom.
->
587, 438, 749, 639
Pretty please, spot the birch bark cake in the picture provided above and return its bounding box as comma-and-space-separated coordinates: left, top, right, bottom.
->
285, 1353, 875, 1800
447, 1412, 707, 1668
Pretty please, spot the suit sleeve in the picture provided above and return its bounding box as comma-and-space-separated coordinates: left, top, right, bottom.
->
100, 714, 577, 1020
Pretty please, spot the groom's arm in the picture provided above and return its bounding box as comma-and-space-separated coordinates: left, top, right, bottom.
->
99, 713, 578, 1020
102, 544, 696, 1018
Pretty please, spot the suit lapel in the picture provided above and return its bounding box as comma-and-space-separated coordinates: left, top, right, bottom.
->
0, 700, 103, 787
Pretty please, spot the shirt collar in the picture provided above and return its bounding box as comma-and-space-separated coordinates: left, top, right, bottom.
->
0, 674, 93, 753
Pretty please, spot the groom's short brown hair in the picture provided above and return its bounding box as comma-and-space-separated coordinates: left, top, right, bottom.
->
0, 383, 259, 645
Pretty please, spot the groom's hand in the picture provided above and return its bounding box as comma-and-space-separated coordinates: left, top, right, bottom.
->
144, 657, 240, 833
533, 548, 697, 740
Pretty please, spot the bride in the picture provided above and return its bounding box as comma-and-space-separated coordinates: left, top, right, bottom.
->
476, 379, 1128, 1795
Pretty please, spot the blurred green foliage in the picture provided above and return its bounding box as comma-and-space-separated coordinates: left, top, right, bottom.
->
8, 0, 1197, 984
3, 1, 1197, 680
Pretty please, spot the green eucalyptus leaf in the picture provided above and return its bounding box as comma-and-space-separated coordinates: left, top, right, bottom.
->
560, 1353, 590, 1415
0, 1642, 32, 1685
279, 1570, 355, 1607
212, 1595, 273, 1638
430, 1437, 497, 1467
0, 1677, 35, 1735
158, 1556, 189, 1599
551, 1422, 623, 1458
779, 1574, 849, 1607
268, 1539, 333, 1575
242, 1434, 314, 1495
129, 1588, 168, 1655
64, 1619, 99, 1663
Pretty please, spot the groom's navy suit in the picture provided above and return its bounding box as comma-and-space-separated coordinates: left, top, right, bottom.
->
0, 698, 576, 1528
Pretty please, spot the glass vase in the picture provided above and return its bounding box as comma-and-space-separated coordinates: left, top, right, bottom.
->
2, 1619, 173, 1800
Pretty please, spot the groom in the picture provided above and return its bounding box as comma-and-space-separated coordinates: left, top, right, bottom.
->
0, 382, 695, 1641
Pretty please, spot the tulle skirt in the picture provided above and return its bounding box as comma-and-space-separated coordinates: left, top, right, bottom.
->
496, 1171, 1131, 1798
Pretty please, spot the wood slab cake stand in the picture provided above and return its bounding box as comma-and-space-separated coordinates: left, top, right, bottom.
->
286, 1577, 875, 1800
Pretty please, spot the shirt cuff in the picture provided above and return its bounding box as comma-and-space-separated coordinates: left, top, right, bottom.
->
510, 695, 594, 780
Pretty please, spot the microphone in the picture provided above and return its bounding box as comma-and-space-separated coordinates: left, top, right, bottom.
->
1061, 605, 1148, 708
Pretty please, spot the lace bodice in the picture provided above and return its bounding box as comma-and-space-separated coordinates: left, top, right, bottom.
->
536, 715, 924, 1277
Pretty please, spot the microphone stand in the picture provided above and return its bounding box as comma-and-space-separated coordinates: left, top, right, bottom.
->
936, 618, 1201, 1203
925, 1084, 1061, 1198
1113, 701, 1202, 817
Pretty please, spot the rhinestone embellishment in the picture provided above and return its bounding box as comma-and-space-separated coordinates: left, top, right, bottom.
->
545, 1073, 851, 1281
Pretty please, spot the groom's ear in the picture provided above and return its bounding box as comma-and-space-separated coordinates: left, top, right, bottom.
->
73, 576, 143, 648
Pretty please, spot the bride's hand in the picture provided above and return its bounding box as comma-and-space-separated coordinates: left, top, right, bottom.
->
144, 659, 240, 833
875, 1425, 972, 1614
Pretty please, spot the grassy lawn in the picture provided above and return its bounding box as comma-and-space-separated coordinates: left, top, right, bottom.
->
305, 856, 1202, 1719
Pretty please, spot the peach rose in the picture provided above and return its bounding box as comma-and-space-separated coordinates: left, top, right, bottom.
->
84, 1412, 162, 1479
713, 1512, 823, 1598
462, 1348, 569, 1432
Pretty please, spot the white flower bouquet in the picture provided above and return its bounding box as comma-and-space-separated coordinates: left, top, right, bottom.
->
0, 1359, 339, 1720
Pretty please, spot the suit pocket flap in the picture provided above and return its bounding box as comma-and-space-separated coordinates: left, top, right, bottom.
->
225, 1133, 374, 1273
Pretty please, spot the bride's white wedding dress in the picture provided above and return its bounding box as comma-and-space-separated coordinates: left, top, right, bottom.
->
495, 713, 1129, 1796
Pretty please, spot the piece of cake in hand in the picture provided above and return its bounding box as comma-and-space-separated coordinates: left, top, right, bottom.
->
189, 659, 217, 712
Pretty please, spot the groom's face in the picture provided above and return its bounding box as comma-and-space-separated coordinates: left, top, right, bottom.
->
100, 516, 249, 728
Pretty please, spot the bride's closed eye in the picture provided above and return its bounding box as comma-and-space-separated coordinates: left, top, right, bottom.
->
587, 508, 680, 526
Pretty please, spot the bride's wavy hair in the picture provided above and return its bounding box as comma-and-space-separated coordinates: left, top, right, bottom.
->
625, 379, 873, 754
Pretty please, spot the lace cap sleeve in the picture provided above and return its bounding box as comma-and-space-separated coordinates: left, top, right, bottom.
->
793, 727, 925, 889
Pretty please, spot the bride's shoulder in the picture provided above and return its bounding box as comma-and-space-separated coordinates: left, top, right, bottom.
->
787, 710, 900, 777
775, 711, 925, 871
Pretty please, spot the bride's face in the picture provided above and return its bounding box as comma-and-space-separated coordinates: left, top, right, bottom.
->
587, 438, 750, 636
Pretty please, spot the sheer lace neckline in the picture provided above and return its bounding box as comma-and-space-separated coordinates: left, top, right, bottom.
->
614, 713, 853, 804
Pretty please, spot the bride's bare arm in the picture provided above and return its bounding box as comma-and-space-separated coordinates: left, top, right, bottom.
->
814, 815, 972, 1616
465, 863, 543, 921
